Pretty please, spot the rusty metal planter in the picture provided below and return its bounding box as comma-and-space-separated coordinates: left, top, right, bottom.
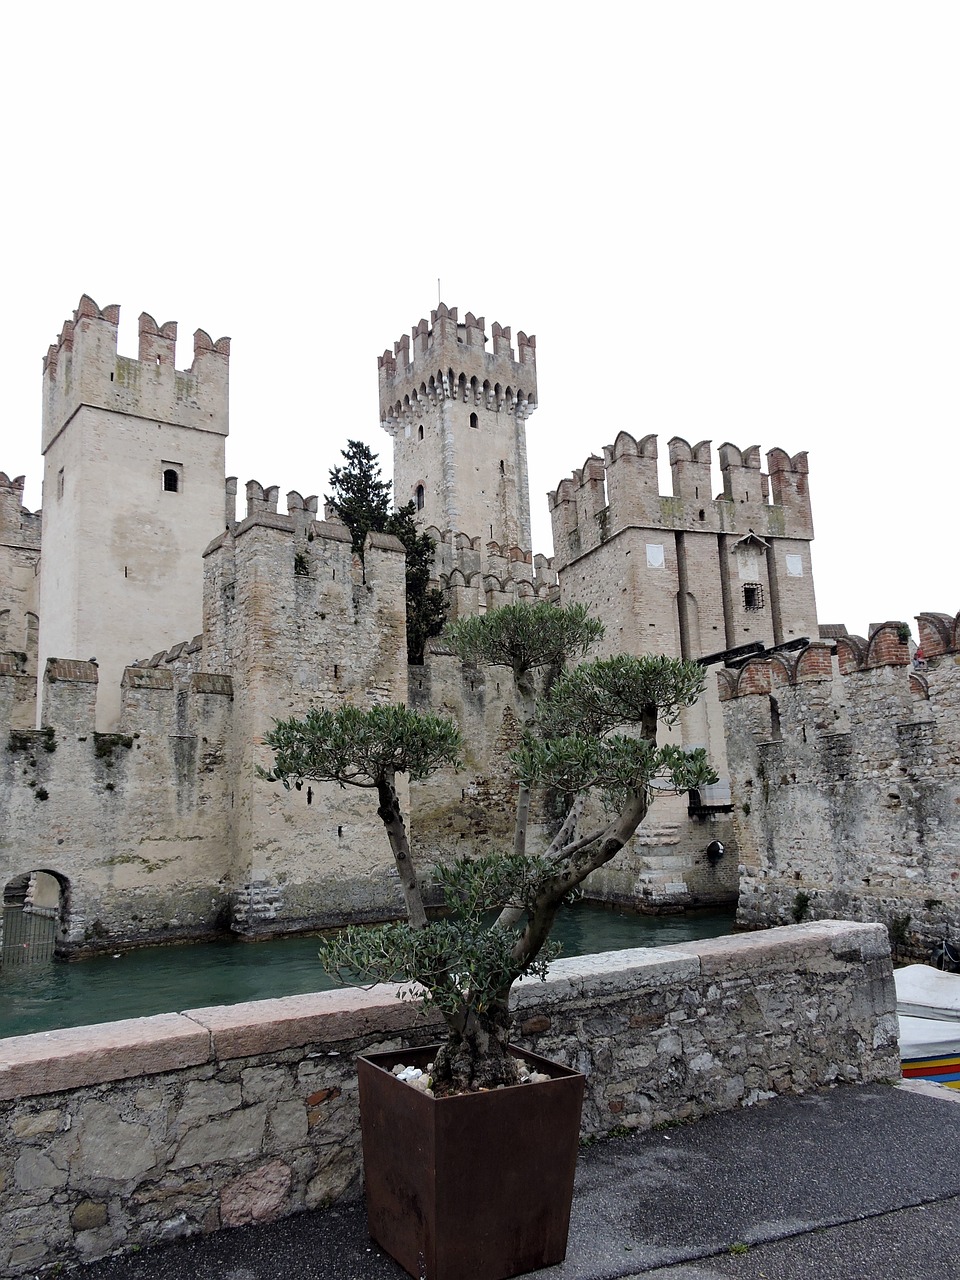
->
357, 1043, 585, 1280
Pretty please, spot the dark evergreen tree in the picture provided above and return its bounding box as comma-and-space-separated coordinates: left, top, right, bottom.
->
327, 442, 448, 664
327, 440, 391, 558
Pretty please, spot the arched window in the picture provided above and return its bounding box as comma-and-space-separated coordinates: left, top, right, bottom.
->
418, 424, 424, 441
469, 412, 478, 429
162, 468, 179, 493
416, 484, 425, 510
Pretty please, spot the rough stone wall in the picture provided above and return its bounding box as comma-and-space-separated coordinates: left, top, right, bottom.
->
201, 489, 410, 933
0, 659, 235, 952
0, 921, 898, 1277
0, 474, 40, 730
720, 616, 960, 955
0, 483, 410, 952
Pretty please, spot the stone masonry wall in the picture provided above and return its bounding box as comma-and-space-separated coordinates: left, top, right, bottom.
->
720, 615, 960, 955
0, 921, 897, 1276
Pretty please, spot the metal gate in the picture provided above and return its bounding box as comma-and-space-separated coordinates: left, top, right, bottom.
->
1, 905, 57, 965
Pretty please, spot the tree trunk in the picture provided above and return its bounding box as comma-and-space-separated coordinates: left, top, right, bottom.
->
432, 999, 521, 1094
376, 771, 428, 929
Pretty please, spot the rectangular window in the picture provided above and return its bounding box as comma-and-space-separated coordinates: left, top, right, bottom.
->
646, 543, 665, 569
743, 583, 764, 611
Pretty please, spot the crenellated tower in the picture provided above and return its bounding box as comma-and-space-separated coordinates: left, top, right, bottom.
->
38, 295, 231, 727
378, 304, 538, 552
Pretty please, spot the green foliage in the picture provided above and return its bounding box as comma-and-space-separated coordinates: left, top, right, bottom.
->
385, 501, 447, 664
327, 439, 392, 559
538, 653, 707, 739
293, 551, 309, 576
512, 733, 715, 804
260, 704, 463, 788
261, 604, 719, 1084
327, 441, 447, 662
317, 853, 562, 1019
792, 890, 811, 923
445, 601, 603, 681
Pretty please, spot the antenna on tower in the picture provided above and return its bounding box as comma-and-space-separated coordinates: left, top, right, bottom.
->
437, 277, 441, 306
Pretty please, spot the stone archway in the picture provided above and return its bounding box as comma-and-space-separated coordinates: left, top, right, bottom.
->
1, 869, 67, 965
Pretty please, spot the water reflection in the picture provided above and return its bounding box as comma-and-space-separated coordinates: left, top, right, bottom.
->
0, 903, 734, 1040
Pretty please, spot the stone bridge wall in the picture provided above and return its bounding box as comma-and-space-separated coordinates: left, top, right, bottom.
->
0, 921, 898, 1276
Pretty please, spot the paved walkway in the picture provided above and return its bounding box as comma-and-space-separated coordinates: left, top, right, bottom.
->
68, 1081, 960, 1280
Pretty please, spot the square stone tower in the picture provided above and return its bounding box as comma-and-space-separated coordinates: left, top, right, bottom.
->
378, 304, 537, 550
39, 296, 231, 728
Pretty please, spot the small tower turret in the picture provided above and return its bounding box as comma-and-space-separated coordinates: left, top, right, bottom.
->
378, 303, 537, 550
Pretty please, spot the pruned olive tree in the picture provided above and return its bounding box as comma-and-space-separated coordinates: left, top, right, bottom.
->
260, 605, 715, 1095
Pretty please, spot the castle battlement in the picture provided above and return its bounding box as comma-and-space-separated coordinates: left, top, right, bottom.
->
378, 302, 537, 432
42, 295, 231, 452
549, 433, 814, 572
720, 610, 960, 949
422, 525, 556, 620
0, 471, 41, 550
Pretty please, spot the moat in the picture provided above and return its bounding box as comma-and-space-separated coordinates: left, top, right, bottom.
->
1, 903, 735, 1039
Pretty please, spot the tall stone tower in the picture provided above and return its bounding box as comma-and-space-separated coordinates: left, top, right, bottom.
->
378, 303, 537, 549
39, 295, 230, 728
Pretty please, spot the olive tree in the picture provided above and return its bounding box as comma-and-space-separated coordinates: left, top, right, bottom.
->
260, 605, 715, 1095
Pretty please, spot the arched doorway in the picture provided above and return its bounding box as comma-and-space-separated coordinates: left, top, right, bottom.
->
2, 870, 67, 965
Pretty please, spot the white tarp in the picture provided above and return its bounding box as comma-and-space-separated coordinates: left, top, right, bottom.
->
894, 964, 960, 1021
899, 1013, 960, 1061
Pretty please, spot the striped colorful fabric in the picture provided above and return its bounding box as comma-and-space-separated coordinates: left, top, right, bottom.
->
901, 1055, 960, 1088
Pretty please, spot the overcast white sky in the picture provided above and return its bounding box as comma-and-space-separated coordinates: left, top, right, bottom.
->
3, 3, 957, 639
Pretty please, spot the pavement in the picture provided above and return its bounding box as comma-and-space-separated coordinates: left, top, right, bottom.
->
67, 1080, 960, 1280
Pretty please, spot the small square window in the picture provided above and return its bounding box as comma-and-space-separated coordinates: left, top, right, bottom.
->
743, 583, 764, 611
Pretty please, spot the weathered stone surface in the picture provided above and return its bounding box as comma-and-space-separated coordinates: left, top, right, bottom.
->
11, 1109, 61, 1139
0, 1015, 210, 1102
178, 1080, 242, 1128
185, 985, 440, 1060
14, 1146, 67, 1191
74, 1101, 157, 1183
171, 1104, 267, 1169
71, 1198, 108, 1230
220, 1159, 292, 1227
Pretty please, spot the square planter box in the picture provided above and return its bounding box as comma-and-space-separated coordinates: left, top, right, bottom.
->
358, 1043, 585, 1280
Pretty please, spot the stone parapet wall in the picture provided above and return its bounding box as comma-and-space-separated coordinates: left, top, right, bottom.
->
0, 922, 897, 1276
720, 615, 960, 954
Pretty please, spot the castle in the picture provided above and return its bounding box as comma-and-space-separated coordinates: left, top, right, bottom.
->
4, 293, 946, 963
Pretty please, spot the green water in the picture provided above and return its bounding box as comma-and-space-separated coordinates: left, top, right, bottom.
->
0, 904, 735, 1040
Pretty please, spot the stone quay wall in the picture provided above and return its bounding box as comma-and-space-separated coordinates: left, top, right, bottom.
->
0, 921, 897, 1277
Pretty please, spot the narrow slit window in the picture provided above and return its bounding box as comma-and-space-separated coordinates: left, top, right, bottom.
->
416, 484, 425, 510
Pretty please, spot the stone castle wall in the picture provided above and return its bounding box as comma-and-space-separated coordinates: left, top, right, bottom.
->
720, 614, 960, 955
0, 922, 898, 1276
0, 485, 412, 953
0, 473, 40, 730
